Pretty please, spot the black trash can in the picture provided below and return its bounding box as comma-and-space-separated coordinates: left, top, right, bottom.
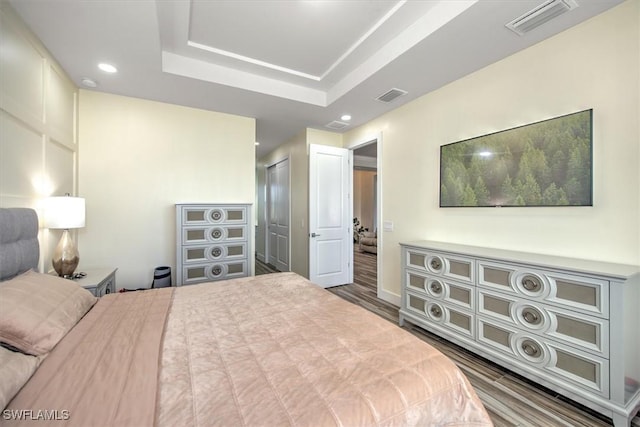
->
152, 266, 172, 288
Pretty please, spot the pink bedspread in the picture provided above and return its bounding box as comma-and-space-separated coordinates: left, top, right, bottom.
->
157, 272, 492, 426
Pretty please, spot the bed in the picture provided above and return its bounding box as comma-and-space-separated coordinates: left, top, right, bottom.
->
0, 207, 492, 426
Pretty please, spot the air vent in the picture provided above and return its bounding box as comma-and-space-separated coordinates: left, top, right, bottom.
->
325, 121, 350, 130
506, 0, 579, 36
375, 88, 407, 103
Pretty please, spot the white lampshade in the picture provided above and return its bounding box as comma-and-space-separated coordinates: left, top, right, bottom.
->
44, 196, 86, 229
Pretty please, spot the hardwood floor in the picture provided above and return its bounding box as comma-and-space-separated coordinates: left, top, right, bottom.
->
255, 253, 640, 427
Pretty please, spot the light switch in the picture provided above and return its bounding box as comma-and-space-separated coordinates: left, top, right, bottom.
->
383, 221, 393, 232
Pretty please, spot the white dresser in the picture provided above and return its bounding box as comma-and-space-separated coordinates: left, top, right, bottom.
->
399, 240, 640, 426
176, 204, 251, 286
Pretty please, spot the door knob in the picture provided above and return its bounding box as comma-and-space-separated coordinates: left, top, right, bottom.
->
310, 232, 321, 237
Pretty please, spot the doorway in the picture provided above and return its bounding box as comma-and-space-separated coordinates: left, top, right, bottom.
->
266, 157, 290, 272
351, 139, 379, 295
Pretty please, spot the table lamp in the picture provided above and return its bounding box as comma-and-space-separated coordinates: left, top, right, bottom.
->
44, 194, 85, 278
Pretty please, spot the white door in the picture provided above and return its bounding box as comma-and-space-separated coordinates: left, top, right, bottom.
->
267, 158, 290, 272
309, 144, 351, 288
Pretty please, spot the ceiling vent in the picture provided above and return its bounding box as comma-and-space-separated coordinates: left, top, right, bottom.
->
325, 120, 350, 130
375, 88, 407, 103
506, 0, 579, 36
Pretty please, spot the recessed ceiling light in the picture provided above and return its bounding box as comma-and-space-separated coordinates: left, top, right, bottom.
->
254, 142, 260, 146
81, 78, 98, 88
98, 63, 118, 73
341, 114, 352, 121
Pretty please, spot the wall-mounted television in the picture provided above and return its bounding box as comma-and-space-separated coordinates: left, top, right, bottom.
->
440, 109, 593, 207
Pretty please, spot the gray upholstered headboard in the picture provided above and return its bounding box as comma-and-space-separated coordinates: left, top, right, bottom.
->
0, 208, 39, 281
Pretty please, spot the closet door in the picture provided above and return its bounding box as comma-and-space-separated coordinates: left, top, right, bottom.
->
266, 158, 290, 272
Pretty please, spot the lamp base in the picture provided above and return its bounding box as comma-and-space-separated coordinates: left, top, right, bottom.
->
52, 229, 79, 278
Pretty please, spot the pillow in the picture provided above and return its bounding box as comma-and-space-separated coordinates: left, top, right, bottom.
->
0, 270, 96, 356
0, 345, 40, 409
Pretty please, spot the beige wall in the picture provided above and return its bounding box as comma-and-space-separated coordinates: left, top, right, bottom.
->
345, 0, 640, 299
0, 1, 78, 273
78, 91, 255, 288
256, 128, 342, 278
307, 128, 342, 148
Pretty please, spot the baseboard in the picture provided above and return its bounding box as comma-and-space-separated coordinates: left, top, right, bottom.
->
378, 287, 400, 307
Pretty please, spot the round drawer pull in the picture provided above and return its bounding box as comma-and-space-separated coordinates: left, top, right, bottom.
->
212, 247, 222, 258
429, 304, 443, 318
521, 275, 542, 292
521, 340, 542, 358
211, 228, 223, 239
429, 281, 443, 295
210, 209, 223, 221
211, 265, 223, 276
522, 307, 542, 325
429, 257, 443, 271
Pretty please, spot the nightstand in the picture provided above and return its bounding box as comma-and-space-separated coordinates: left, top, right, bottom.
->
73, 268, 117, 297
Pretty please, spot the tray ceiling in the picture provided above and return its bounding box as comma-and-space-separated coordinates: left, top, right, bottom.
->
9, 0, 624, 156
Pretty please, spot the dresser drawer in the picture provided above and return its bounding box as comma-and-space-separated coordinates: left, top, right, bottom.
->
180, 205, 248, 225
477, 316, 609, 397
478, 261, 609, 318
477, 288, 608, 357
406, 292, 474, 338
404, 248, 474, 284
181, 260, 248, 285
182, 242, 248, 264
182, 225, 249, 245
405, 270, 474, 311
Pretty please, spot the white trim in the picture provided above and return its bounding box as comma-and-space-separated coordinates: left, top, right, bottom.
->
348, 133, 393, 305
327, 0, 477, 104
319, 1, 407, 80
162, 51, 327, 106
187, 40, 321, 81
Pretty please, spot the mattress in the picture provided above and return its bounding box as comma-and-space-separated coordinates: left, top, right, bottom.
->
3, 272, 492, 426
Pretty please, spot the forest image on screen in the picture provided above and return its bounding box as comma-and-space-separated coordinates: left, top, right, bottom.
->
440, 109, 592, 207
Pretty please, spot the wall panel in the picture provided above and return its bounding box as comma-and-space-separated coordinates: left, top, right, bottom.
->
46, 65, 76, 146
0, 2, 78, 273
45, 140, 75, 196
0, 10, 44, 127
0, 111, 43, 198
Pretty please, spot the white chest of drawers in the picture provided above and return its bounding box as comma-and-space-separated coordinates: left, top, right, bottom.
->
399, 240, 640, 426
176, 204, 251, 286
